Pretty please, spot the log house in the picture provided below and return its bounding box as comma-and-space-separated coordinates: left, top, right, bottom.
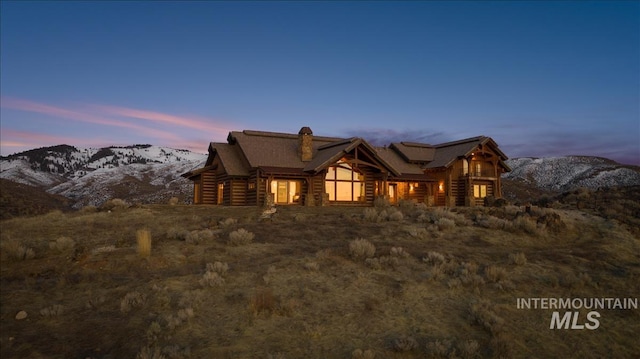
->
182, 127, 510, 207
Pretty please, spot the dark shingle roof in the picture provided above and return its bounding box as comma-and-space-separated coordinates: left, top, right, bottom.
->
376, 147, 425, 175
425, 136, 508, 169
389, 142, 436, 163
228, 130, 340, 170
303, 138, 400, 175
185, 129, 509, 179
210, 142, 250, 176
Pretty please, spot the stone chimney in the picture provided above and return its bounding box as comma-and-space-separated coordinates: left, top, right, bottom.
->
298, 126, 313, 162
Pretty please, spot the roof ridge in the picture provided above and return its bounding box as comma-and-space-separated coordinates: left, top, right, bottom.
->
435, 136, 487, 148
397, 141, 434, 148
241, 130, 298, 139
237, 129, 344, 143
317, 137, 359, 150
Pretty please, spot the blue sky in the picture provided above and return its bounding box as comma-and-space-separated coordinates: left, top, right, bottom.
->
1, 1, 638, 164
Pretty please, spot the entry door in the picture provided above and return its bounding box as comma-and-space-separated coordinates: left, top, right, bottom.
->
277, 181, 288, 203
217, 183, 224, 205
388, 184, 397, 204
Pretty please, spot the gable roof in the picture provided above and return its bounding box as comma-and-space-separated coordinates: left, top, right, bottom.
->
375, 146, 425, 175
228, 130, 340, 169
425, 136, 509, 169
303, 138, 400, 176
209, 142, 250, 176
184, 128, 510, 179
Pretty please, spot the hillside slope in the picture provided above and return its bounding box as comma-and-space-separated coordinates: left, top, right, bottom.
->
3, 145, 639, 211
0, 179, 72, 219
0, 144, 206, 208
504, 156, 640, 192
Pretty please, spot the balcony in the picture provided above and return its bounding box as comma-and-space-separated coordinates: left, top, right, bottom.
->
459, 168, 496, 178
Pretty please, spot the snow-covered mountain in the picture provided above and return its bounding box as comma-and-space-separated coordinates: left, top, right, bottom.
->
0, 144, 206, 208
2, 145, 639, 210
504, 156, 640, 192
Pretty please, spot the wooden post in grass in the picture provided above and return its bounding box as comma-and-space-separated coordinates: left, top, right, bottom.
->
136, 229, 151, 258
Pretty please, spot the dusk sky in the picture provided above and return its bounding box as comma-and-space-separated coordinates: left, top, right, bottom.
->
1, 1, 638, 164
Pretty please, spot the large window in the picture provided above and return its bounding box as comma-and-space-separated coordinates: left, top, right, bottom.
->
325, 161, 365, 201
270, 180, 300, 204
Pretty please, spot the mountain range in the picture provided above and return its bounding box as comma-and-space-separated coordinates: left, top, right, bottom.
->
1, 144, 639, 215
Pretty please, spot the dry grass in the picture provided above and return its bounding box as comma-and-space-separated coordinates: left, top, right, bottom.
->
0, 204, 638, 358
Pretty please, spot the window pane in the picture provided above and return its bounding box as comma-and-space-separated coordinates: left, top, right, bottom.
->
336, 182, 352, 201
336, 166, 352, 180
326, 181, 335, 201
326, 167, 336, 180
474, 185, 480, 198
354, 182, 365, 201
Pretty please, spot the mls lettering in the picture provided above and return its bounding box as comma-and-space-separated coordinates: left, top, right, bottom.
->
549, 311, 600, 330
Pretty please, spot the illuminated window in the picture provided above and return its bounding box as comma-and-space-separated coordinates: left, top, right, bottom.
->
473, 184, 487, 198
270, 180, 300, 204
325, 160, 365, 201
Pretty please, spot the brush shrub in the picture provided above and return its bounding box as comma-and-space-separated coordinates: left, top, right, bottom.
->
185, 229, 217, 244
166, 227, 189, 241
374, 196, 390, 208
304, 261, 320, 271
40, 304, 64, 318
426, 339, 453, 357
206, 261, 229, 276
101, 198, 129, 211
423, 251, 446, 265
470, 299, 504, 334
49, 236, 75, 253
136, 346, 166, 359
390, 246, 410, 258
509, 252, 527, 266
349, 238, 376, 260
228, 228, 255, 246
388, 209, 404, 222
200, 271, 225, 287
393, 336, 418, 352
365, 257, 382, 270
121, 291, 147, 313
363, 207, 378, 222
1, 240, 35, 261
351, 348, 375, 359
485, 265, 508, 283
436, 218, 456, 231
458, 339, 480, 359
219, 217, 238, 228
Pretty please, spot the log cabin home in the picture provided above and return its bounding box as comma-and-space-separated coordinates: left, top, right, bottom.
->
181, 127, 510, 207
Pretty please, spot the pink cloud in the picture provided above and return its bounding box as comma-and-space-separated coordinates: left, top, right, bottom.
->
1, 129, 83, 146
0, 96, 234, 155
0, 129, 100, 156
1, 96, 195, 144
91, 104, 232, 138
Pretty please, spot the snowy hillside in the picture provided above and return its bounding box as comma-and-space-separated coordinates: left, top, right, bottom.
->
0, 144, 206, 208
504, 156, 640, 191
3, 145, 639, 209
